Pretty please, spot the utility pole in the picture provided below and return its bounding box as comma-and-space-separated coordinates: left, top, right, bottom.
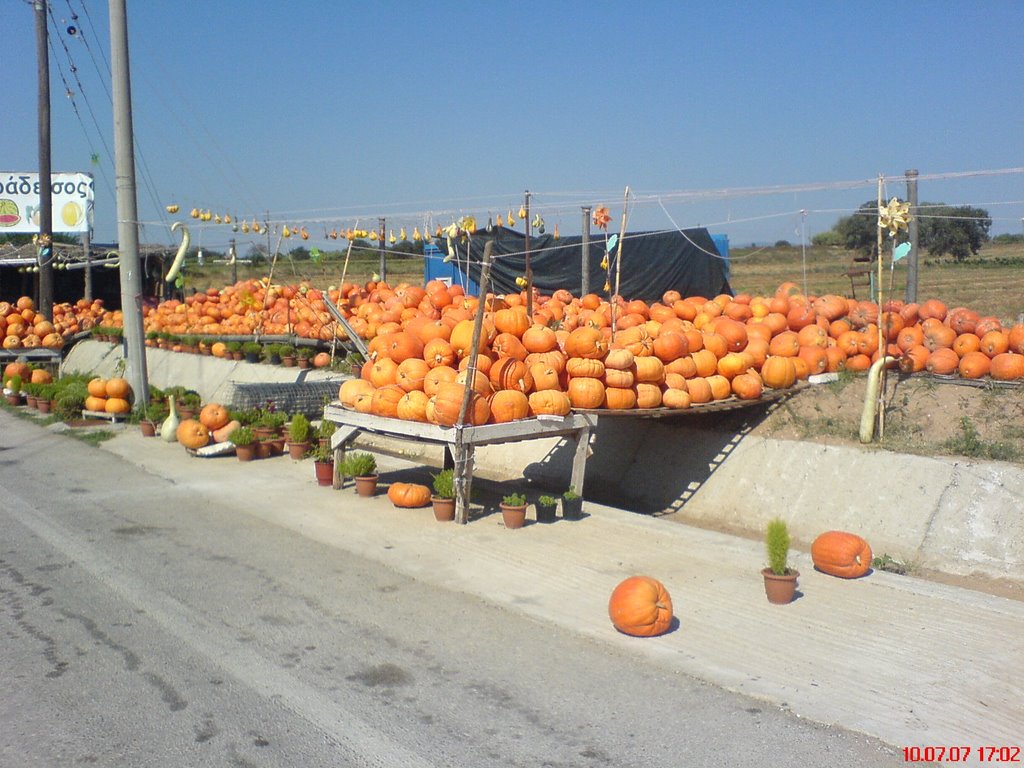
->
108, 0, 148, 403
581, 206, 591, 296
35, 0, 54, 318
905, 168, 919, 304
82, 226, 92, 300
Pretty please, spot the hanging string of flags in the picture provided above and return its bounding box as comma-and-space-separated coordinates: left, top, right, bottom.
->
162, 199, 562, 243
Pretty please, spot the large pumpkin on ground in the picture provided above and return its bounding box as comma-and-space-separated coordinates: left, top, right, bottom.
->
175, 418, 210, 450
811, 530, 873, 578
608, 576, 674, 637
387, 482, 432, 508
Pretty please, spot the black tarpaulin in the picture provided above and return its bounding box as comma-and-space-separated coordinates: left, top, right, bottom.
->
454, 227, 731, 302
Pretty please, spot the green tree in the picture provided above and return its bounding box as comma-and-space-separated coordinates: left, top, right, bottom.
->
834, 200, 885, 258
918, 204, 991, 262
811, 230, 844, 247
288, 246, 311, 261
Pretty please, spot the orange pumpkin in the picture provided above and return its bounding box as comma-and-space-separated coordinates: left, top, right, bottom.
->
811, 531, 873, 579
387, 482, 432, 508
199, 402, 231, 431
433, 382, 490, 426
84, 395, 107, 413
396, 390, 430, 422
176, 419, 210, 450
563, 327, 608, 359
490, 390, 530, 423
567, 377, 605, 409
527, 390, 571, 416
607, 576, 673, 637
760, 356, 797, 389
104, 397, 132, 414
87, 377, 108, 398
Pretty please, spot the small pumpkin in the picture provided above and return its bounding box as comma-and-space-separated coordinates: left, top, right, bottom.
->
387, 482, 432, 508
608, 575, 674, 637
211, 419, 241, 443
811, 531, 873, 579
175, 418, 210, 450
199, 402, 231, 431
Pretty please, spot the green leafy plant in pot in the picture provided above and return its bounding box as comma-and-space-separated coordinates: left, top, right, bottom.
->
762, 518, 799, 604
286, 412, 311, 459
342, 452, 378, 497
536, 494, 558, 524
500, 492, 528, 530
430, 468, 456, 522
229, 426, 257, 462
561, 486, 583, 520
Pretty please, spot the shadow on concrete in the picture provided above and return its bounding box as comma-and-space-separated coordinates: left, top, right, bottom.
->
522, 400, 784, 515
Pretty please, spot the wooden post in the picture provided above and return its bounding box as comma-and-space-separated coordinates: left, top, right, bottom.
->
876, 176, 886, 439
609, 186, 630, 340
581, 206, 591, 296
523, 191, 532, 318
454, 240, 494, 524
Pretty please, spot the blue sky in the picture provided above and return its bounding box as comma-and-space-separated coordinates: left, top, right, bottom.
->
7, 0, 1024, 251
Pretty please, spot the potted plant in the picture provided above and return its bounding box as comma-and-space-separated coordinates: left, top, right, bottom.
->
310, 441, 334, 486
36, 383, 57, 414
4, 374, 24, 406
317, 419, 336, 450
225, 340, 243, 360
561, 487, 583, 520
253, 405, 287, 439
279, 344, 297, 367
499, 492, 528, 529
262, 343, 282, 365
242, 341, 262, 363
762, 518, 799, 604
536, 494, 558, 524
145, 330, 160, 347
229, 426, 257, 461
286, 413, 311, 459
296, 346, 313, 369
430, 468, 456, 522
342, 452, 378, 496
22, 381, 41, 409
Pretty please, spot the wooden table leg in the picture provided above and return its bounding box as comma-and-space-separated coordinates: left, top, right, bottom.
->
569, 425, 591, 496
331, 426, 360, 490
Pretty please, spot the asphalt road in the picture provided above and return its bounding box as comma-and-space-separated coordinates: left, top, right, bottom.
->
0, 413, 904, 767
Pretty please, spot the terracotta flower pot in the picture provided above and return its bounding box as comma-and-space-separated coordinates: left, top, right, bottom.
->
139, 419, 157, 437
314, 460, 334, 487
431, 497, 455, 522
235, 442, 257, 462
354, 475, 378, 497
500, 503, 527, 530
287, 441, 309, 460
762, 568, 800, 605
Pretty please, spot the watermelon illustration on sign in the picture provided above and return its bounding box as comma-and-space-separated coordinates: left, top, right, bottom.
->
0, 199, 21, 227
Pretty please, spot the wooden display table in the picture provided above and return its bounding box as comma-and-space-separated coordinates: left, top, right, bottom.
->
321, 404, 597, 524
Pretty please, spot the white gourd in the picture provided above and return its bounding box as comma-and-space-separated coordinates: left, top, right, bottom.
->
160, 395, 180, 442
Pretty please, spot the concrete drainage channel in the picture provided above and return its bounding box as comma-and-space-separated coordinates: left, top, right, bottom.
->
62, 340, 1024, 587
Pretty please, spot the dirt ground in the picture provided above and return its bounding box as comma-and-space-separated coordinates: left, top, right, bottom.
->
750, 371, 1024, 462
736, 371, 1024, 602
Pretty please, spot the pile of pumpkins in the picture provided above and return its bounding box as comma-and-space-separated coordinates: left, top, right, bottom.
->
3, 361, 53, 389
0, 295, 95, 350
84, 377, 134, 415
171, 402, 240, 449
333, 281, 1024, 427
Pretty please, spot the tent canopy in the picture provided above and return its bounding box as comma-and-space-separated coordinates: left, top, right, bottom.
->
454, 226, 731, 303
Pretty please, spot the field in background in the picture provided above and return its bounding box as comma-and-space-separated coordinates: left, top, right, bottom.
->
182, 241, 1024, 325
